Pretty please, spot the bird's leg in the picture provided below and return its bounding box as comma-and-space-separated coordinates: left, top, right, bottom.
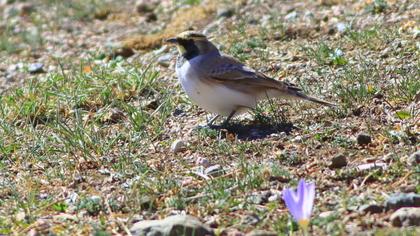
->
207, 115, 220, 127
221, 110, 236, 127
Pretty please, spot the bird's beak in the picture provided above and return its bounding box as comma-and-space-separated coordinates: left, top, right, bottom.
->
165, 37, 178, 44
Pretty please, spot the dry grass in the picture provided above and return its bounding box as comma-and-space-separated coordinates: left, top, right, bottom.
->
123, 3, 216, 50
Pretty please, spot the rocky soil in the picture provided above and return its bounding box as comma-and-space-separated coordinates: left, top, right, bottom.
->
0, 0, 419, 235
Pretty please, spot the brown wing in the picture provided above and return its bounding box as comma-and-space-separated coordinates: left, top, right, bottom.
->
199, 54, 336, 106
204, 54, 299, 94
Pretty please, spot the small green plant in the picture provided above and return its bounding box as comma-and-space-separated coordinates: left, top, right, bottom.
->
344, 27, 388, 50
229, 31, 267, 62
52, 202, 68, 212
178, 0, 201, 5
277, 152, 303, 166
0, 32, 19, 53
365, 0, 388, 14
77, 196, 103, 216
312, 213, 344, 235
302, 43, 347, 66
395, 110, 411, 120
274, 215, 299, 234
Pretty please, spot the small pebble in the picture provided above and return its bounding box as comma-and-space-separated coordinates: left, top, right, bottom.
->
356, 162, 387, 171
336, 22, 349, 33
359, 204, 384, 214
303, 11, 314, 20
19, 3, 34, 15
329, 154, 347, 169
172, 107, 185, 116
356, 133, 372, 145
390, 207, 420, 227
240, 213, 260, 225
319, 211, 335, 218
15, 211, 26, 221
249, 191, 271, 205
412, 28, 420, 39
145, 12, 157, 22
285, 11, 298, 21
385, 193, 420, 210
400, 185, 417, 193
157, 54, 172, 67
170, 139, 186, 153
107, 42, 135, 58
226, 229, 245, 236
107, 108, 126, 123
267, 191, 282, 202
217, 7, 234, 18
246, 230, 277, 236
204, 164, 224, 177
195, 157, 211, 168
135, 1, 155, 14
28, 63, 44, 74
407, 150, 420, 166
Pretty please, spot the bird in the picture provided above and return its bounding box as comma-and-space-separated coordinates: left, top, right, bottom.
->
166, 31, 335, 127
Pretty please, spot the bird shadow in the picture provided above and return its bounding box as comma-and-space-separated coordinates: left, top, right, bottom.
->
206, 121, 296, 140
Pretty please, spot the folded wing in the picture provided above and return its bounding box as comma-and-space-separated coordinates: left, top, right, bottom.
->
202, 54, 336, 107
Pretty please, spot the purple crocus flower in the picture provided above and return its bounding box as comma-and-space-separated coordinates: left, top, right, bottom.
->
282, 179, 315, 230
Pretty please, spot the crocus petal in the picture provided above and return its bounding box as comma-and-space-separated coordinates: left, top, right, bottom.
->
288, 186, 300, 204
283, 188, 303, 221
297, 179, 306, 207
302, 182, 315, 219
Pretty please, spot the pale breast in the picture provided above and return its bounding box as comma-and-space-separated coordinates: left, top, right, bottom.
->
175, 56, 257, 116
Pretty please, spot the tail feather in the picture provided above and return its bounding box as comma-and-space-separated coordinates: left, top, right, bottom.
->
280, 81, 336, 107
294, 92, 337, 107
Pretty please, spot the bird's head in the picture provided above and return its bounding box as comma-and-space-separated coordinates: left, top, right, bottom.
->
165, 31, 218, 60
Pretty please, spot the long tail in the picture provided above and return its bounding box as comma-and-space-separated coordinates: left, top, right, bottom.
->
264, 79, 337, 107
280, 81, 337, 107
294, 92, 337, 107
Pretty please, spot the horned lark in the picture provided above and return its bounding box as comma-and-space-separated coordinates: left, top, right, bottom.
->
166, 31, 335, 126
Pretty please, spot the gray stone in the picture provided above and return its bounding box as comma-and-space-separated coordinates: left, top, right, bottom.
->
195, 157, 211, 168
390, 207, 420, 227
400, 185, 417, 193
336, 22, 349, 33
142, 99, 159, 110
17, 3, 34, 16
130, 215, 214, 236
319, 211, 335, 218
172, 107, 185, 117
107, 42, 135, 58
240, 213, 260, 226
217, 8, 234, 18
0, 0, 11, 6
4, 3, 34, 18
267, 190, 281, 202
329, 154, 347, 169
248, 191, 271, 205
413, 28, 420, 39
407, 150, 420, 166
303, 11, 314, 20
204, 165, 224, 177
285, 11, 298, 21
145, 12, 157, 22
356, 133, 372, 145
246, 230, 277, 236
171, 139, 186, 153
356, 162, 387, 172
385, 193, 420, 210
136, 1, 156, 14
157, 54, 172, 67
359, 204, 384, 214
28, 63, 44, 74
